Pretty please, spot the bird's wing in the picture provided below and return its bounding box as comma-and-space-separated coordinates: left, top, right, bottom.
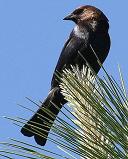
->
51, 31, 89, 88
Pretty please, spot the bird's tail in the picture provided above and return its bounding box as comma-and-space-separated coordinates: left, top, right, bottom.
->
21, 87, 66, 146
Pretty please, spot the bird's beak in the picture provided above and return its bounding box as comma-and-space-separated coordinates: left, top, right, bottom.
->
63, 13, 75, 20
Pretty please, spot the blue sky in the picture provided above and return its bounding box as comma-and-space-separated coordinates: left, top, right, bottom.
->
0, 0, 128, 158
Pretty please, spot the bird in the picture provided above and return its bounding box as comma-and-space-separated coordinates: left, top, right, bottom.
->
21, 5, 111, 146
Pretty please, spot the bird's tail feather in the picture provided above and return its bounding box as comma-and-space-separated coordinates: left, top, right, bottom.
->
21, 87, 66, 146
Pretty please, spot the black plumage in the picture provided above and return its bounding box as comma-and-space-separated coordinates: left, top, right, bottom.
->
21, 5, 110, 146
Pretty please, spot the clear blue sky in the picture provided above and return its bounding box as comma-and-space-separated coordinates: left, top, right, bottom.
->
0, 0, 128, 158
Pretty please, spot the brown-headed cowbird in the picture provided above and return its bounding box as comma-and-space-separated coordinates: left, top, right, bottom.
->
21, 5, 110, 146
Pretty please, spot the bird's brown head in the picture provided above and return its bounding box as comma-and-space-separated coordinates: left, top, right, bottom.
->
63, 5, 108, 24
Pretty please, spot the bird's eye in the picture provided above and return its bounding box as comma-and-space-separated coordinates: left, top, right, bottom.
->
73, 9, 84, 15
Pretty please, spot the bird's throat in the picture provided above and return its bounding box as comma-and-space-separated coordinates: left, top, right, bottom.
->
74, 25, 87, 39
